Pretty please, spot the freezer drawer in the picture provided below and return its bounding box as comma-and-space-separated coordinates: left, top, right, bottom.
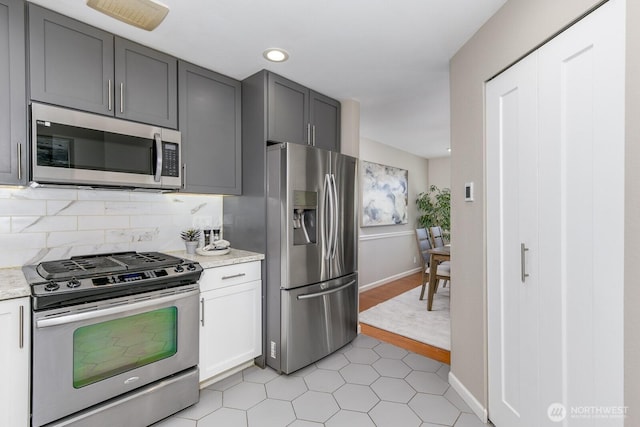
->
280, 273, 358, 374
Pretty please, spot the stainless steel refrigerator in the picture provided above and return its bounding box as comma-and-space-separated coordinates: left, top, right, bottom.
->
266, 142, 358, 374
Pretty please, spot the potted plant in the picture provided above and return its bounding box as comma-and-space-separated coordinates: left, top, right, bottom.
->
416, 185, 451, 241
180, 228, 201, 254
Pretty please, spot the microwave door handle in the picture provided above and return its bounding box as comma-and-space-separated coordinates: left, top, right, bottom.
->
154, 133, 162, 182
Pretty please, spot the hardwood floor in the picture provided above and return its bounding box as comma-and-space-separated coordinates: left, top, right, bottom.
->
359, 272, 451, 365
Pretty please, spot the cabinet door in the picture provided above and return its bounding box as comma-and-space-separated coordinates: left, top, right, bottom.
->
114, 38, 177, 128
268, 73, 309, 145
199, 280, 262, 382
0, 0, 26, 185
0, 297, 30, 427
28, 4, 114, 116
179, 61, 241, 194
310, 91, 341, 152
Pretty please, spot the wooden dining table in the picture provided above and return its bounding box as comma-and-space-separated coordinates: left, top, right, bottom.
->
427, 245, 450, 311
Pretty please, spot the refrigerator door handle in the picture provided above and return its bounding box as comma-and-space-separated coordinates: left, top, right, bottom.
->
323, 173, 333, 260
330, 173, 339, 259
297, 280, 356, 300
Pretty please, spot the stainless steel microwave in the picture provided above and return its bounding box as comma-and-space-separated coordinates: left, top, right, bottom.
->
30, 103, 182, 190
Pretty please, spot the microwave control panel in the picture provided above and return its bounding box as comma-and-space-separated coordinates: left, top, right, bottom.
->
162, 142, 180, 177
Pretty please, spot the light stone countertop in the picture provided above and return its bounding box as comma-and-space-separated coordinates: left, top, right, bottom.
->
0, 267, 31, 301
0, 249, 264, 303
176, 248, 264, 269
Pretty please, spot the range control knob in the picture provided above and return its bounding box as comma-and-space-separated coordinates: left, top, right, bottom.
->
44, 282, 59, 292
67, 278, 81, 288
186, 263, 197, 271
174, 265, 184, 273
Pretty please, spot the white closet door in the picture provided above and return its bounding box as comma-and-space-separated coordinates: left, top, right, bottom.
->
486, 0, 624, 426
487, 53, 540, 427
537, 0, 625, 423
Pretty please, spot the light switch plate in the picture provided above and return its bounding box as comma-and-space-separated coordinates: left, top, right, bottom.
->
465, 182, 474, 202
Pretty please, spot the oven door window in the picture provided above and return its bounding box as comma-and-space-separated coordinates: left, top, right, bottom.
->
73, 307, 178, 388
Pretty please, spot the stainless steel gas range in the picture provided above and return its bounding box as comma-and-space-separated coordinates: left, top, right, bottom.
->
22, 252, 203, 427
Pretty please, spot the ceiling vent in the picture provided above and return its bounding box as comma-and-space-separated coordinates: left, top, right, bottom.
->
86, 0, 170, 31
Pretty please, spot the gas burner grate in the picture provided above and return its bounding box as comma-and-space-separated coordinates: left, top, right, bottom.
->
112, 252, 182, 269
37, 257, 126, 280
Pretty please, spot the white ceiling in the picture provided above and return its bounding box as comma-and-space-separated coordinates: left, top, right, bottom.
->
27, 0, 506, 159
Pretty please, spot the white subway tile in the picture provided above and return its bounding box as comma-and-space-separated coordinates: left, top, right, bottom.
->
78, 215, 129, 230
0, 232, 47, 249
78, 189, 131, 201
47, 230, 105, 247
47, 200, 105, 216
0, 217, 10, 233
12, 216, 77, 233
0, 199, 47, 216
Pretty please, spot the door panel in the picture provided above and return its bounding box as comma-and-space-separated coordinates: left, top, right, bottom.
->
281, 274, 358, 374
487, 52, 539, 427
487, 1, 624, 426
329, 152, 358, 279
537, 0, 624, 419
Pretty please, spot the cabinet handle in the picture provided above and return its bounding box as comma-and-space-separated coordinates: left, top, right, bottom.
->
120, 82, 124, 113
312, 125, 316, 146
19, 305, 24, 349
17, 143, 22, 181
200, 297, 205, 326
307, 123, 311, 145
108, 80, 112, 111
182, 163, 187, 189
222, 273, 246, 280
521, 243, 530, 283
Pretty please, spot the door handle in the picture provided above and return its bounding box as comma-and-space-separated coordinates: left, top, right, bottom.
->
17, 143, 22, 181
330, 174, 339, 259
108, 79, 113, 111
323, 174, 332, 260
297, 280, 356, 300
200, 297, 205, 326
521, 243, 529, 282
19, 305, 24, 349
154, 133, 162, 183
120, 82, 124, 113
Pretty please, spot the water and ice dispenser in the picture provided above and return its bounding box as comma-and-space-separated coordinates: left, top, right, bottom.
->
292, 190, 317, 245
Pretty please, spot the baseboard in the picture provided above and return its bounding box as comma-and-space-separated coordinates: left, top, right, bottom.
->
448, 371, 488, 423
359, 267, 422, 292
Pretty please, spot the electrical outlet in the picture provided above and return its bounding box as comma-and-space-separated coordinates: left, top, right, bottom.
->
270, 341, 276, 358
413, 256, 417, 264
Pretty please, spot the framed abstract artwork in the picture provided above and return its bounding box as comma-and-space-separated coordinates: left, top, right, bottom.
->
361, 160, 408, 226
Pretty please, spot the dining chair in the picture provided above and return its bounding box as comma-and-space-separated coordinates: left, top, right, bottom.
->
415, 228, 450, 300
430, 226, 445, 248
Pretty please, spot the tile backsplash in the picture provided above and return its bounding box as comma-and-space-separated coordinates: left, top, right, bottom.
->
0, 186, 223, 268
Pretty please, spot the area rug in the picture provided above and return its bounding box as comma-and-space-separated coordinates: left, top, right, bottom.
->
359, 285, 450, 350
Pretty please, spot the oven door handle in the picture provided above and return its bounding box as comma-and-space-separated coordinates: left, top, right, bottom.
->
35, 289, 198, 329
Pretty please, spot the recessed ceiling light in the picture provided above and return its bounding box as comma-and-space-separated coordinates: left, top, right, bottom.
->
263, 48, 289, 62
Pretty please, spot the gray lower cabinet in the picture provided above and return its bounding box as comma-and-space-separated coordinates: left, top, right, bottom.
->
178, 61, 241, 195
28, 4, 177, 129
266, 71, 340, 152
0, 0, 27, 185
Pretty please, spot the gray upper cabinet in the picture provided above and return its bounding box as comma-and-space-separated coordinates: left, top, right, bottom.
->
114, 38, 177, 128
28, 4, 177, 129
267, 72, 340, 152
0, 0, 27, 185
267, 74, 309, 145
179, 61, 241, 195
309, 91, 341, 152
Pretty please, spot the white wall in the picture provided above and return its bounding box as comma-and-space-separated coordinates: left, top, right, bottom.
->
427, 156, 451, 190
449, 0, 640, 419
358, 137, 429, 290
0, 187, 222, 268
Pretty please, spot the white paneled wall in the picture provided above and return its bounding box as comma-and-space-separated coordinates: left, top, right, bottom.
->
0, 187, 222, 268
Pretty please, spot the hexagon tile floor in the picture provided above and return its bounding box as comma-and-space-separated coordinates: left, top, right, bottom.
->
153, 334, 492, 427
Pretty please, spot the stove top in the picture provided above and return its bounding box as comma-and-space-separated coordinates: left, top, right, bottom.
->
23, 251, 203, 311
